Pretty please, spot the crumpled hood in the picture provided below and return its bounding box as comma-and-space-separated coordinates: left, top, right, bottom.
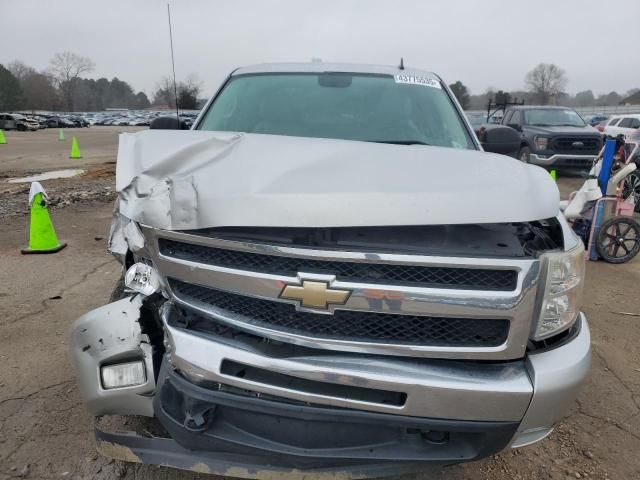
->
115, 130, 559, 230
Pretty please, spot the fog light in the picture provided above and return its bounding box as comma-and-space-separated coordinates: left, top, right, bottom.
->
124, 262, 159, 296
101, 361, 146, 389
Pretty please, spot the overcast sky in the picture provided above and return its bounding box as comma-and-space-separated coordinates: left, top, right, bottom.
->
2, 0, 639, 98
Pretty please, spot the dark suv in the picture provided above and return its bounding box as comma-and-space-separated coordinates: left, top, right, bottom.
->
502, 106, 603, 169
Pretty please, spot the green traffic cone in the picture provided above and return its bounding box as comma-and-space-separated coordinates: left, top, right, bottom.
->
21, 192, 67, 254
0, 129, 6, 144
58, 129, 65, 141
70, 136, 82, 158
550, 169, 557, 181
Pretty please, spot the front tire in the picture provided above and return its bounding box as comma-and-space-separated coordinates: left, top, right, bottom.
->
518, 146, 531, 163
622, 170, 640, 213
595, 217, 640, 263
17, 124, 26, 132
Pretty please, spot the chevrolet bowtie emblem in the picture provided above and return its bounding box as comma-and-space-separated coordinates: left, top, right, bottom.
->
279, 280, 351, 310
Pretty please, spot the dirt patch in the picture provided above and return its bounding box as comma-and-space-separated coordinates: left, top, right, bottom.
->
85, 165, 116, 178
0, 165, 116, 221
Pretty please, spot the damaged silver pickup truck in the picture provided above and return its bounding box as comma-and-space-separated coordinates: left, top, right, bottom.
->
70, 63, 591, 478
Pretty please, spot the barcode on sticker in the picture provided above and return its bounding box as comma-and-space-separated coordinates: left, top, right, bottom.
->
394, 75, 441, 88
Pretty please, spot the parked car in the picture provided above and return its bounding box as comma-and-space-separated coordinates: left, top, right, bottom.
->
0, 113, 17, 130
603, 114, 640, 138
586, 114, 609, 126
45, 117, 60, 128
502, 105, 603, 169
58, 117, 76, 128
68, 116, 90, 127
71, 62, 590, 477
26, 117, 46, 129
594, 119, 608, 133
0, 113, 38, 131
465, 112, 487, 129
31, 116, 49, 129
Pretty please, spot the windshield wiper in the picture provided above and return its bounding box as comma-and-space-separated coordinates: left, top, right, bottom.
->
366, 140, 431, 146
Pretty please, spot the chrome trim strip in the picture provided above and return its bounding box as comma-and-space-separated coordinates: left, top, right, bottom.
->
163, 312, 533, 421
147, 226, 529, 269
144, 226, 541, 360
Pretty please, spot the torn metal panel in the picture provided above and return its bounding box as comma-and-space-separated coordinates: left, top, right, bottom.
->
69, 295, 155, 417
108, 198, 146, 261
115, 130, 560, 231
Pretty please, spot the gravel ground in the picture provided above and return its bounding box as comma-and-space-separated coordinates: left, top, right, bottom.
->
0, 173, 117, 221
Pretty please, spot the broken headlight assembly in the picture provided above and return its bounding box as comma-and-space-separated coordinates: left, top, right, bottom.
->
533, 242, 585, 340
125, 262, 160, 296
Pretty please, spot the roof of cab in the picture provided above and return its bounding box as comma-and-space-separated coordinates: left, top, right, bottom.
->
232, 62, 439, 79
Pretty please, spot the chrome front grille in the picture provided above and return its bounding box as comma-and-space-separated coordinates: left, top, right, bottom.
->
170, 279, 511, 348
159, 238, 518, 291
144, 227, 541, 360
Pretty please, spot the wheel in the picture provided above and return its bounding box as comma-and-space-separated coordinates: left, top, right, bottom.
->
595, 216, 640, 263
17, 124, 26, 132
621, 170, 640, 213
518, 146, 531, 163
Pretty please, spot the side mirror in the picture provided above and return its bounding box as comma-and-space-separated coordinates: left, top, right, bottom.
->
507, 123, 522, 132
150, 116, 189, 130
478, 125, 522, 155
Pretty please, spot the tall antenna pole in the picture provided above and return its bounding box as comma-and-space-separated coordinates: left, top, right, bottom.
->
167, 3, 180, 127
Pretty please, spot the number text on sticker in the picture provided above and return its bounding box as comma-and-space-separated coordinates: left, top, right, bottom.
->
394, 75, 441, 89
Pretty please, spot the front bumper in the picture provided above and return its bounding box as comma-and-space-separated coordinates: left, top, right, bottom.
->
148, 363, 519, 472
529, 153, 596, 168
72, 298, 591, 475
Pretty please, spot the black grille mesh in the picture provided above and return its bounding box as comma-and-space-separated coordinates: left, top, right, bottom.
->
553, 137, 601, 154
159, 239, 517, 291
169, 279, 510, 348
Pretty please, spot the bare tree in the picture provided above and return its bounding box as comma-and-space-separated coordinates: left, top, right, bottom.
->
7, 60, 34, 82
21, 72, 59, 111
525, 63, 567, 105
152, 76, 176, 108
49, 51, 95, 111
178, 74, 203, 109
152, 74, 202, 109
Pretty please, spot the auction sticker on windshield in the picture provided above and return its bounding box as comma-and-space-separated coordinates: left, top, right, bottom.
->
394, 75, 441, 88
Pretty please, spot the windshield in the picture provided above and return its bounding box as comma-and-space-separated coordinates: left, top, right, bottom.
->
524, 108, 586, 127
198, 73, 475, 150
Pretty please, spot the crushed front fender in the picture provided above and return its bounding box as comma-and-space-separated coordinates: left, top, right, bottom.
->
70, 295, 155, 417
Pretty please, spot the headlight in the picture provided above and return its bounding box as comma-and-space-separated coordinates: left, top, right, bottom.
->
534, 136, 549, 151
533, 242, 585, 340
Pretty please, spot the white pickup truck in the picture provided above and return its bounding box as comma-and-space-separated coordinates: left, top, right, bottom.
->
71, 63, 590, 478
